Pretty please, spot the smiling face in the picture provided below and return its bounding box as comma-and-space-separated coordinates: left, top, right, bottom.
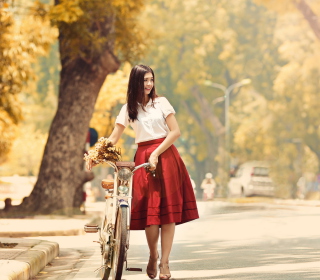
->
127, 65, 157, 119
144, 72, 154, 98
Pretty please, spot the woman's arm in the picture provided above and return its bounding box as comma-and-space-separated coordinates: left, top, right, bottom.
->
86, 123, 125, 170
148, 113, 181, 170
108, 123, 126, 145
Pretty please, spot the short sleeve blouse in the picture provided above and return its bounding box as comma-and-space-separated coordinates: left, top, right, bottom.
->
115, 97, 175, 143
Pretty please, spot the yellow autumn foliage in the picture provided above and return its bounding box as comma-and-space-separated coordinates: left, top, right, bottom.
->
0, 2, 56, 162
49, 0, 148, 62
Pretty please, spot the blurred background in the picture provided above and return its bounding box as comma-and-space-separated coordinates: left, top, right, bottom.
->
1, 0, 320, 211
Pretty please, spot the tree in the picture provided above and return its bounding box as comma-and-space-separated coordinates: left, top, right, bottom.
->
254, 0, 320, 40
142, 0, 283, 188
234, 0, 320, 195
1, 81, 57, 176
0, 2, 54, 163
142, 0, 233, 185
140, 0, 320, 197
4, 0, 147, 216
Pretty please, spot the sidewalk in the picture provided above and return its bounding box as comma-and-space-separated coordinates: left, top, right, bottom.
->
0, 212, 99, 280
0, 238, 59, 280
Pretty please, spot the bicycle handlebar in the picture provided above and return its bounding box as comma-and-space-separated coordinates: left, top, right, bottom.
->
132, 162, 151, 173
103, 161, 155, 177
133, 162, 156, 177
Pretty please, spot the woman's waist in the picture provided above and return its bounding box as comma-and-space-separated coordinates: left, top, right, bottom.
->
137, 137, 166, 147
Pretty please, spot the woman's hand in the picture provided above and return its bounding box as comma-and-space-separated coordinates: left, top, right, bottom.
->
148, 152, 158, 171
86, 159, 97, 171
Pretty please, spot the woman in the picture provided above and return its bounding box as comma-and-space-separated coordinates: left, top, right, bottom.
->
87, 64, 199, 280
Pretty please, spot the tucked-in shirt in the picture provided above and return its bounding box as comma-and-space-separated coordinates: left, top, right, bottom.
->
115, 97, 175, 143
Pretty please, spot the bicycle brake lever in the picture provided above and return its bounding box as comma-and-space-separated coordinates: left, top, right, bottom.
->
144, 165, 156, 177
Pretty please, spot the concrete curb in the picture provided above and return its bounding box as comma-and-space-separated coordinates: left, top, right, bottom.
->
0, 238, 59, 280
0, 260, 30, 280
0, 215, 99, 279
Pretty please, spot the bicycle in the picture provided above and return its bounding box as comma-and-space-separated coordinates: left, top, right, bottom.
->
84, 161, 154, 280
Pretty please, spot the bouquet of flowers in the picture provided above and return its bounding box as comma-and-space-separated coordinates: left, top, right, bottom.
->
83, 137, 121, 165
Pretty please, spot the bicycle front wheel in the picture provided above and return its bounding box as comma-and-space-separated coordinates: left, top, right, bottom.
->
112, 206, 128, 280
100, 216, 111, 280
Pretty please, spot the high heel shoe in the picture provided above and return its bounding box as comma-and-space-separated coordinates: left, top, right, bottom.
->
146, 254, 159, 279
159, 262, 171, 280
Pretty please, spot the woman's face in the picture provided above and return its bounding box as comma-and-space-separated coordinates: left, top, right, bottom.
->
144, 72, 154, 97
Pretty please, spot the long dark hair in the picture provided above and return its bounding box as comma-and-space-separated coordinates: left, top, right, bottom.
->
127, 64, 158, 121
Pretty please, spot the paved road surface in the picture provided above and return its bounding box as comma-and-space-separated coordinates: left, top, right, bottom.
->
33, 201, 320, 280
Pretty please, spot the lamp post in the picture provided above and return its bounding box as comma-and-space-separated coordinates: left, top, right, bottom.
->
204, 79, 251, 194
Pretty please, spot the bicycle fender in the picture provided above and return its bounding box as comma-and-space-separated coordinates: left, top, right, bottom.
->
119, 199, 129, 207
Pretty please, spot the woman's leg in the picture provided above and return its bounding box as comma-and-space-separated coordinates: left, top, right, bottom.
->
158, 223, 175, 279
145, 225, 160, 258
145, 225, 160, 278
160, 223, 175, 263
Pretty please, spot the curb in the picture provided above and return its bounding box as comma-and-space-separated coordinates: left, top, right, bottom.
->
0, 238, 59, 280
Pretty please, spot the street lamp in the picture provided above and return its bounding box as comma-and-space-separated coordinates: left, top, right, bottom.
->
204, 78, 251, 194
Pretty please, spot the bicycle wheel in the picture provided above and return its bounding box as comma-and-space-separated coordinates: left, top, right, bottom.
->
100, 216, 111, 280
112, 206, 128, 280
101, 247, 111, 280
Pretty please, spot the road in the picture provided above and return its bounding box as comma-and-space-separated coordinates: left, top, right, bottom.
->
33, 200, 320, 280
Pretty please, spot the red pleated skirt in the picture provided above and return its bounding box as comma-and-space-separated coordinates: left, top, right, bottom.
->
130, 138, 199, 230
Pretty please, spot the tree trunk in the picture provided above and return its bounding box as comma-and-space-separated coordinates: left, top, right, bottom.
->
295, 0, 320, 40
5, 50, 119, 216
190, 87, 225, 136
181, 99, 219, 180
181, 99, 216, 155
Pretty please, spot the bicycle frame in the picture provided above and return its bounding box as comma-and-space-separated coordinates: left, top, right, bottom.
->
85, 161, 151, 280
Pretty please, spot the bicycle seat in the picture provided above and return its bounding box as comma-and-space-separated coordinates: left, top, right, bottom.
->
116, 161, 135, 168
101, 179, 114, 189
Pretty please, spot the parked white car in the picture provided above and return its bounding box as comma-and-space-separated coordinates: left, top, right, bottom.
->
228, 161, 274, 197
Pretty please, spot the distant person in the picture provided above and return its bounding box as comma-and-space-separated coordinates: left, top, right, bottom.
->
229, 166, 237, 177
201, 173, 216, 200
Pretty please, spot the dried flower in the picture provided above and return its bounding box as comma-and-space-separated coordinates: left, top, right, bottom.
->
83, 137, 121, 165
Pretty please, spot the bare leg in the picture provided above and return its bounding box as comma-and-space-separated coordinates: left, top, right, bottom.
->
160, 223, 175, 263
159, 223, 175, 279
145, 225, 160, 279
145, 225, 160, 258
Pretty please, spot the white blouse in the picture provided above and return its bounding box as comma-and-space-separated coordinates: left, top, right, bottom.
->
115, 97, 176, 143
